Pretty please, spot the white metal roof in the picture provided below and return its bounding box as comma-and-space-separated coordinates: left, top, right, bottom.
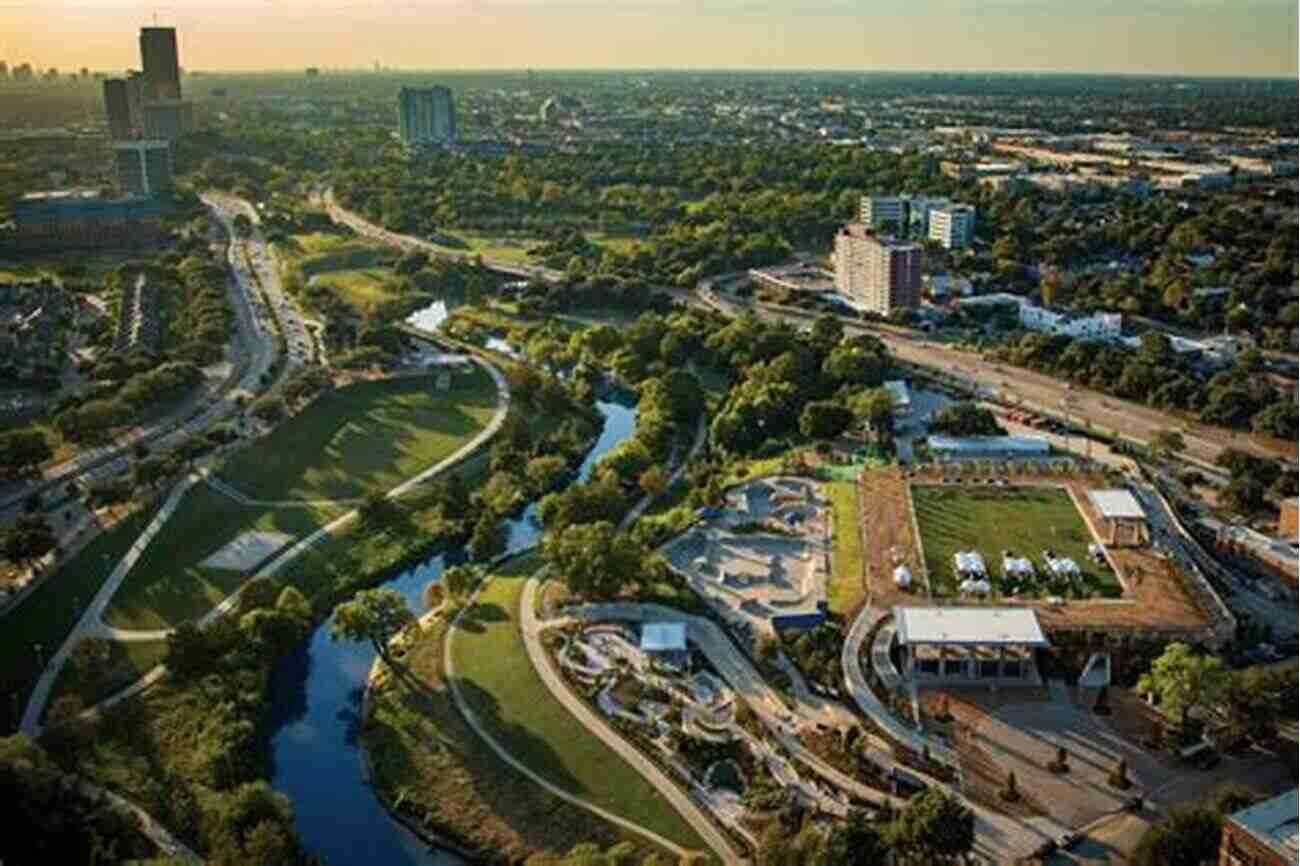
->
927, 435, 1050, 454
1088, 489, 1146, 521
884, 380, 911, 408
893, 606, 1049, 647
1229, 789, 1298, 862
640, 622, 687, 652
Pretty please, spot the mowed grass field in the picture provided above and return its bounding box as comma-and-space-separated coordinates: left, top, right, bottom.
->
450, 555, 707, 853
0, 503, 160, 733
366, 613, 663, 862
102, 484, 332, 631
221, 367, 499, 502
47, 639, 167, 715
310, 267, 404, 311
825, 480, 866, 616
912, 484, 1121, 599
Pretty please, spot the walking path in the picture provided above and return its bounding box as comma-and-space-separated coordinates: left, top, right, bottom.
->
21, 356, 510, 730
205, 475, 365, 509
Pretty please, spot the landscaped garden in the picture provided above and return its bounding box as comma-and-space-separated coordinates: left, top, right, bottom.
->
911, 484, 1121, 599
449, 555, 708, 853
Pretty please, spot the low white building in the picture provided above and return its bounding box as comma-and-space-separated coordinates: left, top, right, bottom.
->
1018, 303, 1122, 340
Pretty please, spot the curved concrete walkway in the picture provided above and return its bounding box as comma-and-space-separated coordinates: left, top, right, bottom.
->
22, 356, 510, 730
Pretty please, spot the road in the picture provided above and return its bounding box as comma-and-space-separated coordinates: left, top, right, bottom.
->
0, 192, 287, 519
697, 291, 1296, 470
320, 188, 564, 284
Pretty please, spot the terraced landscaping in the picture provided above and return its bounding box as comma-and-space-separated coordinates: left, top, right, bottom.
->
449, 555, 707, 853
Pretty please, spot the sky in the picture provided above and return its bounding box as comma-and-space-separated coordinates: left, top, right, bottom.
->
1, 0, 1296, 77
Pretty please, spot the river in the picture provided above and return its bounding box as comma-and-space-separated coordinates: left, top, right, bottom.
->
265, 395, 638, 866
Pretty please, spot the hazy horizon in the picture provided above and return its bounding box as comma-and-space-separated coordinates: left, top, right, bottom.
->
2, 0, 1297, 78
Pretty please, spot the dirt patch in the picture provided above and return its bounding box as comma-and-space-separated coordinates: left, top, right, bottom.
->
858, 467, 927, 609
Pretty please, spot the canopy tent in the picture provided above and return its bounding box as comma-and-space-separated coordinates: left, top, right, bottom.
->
959, 578, 992, 595
893, 564, 913, 588
1045, 555, 1080, 577
953, 550, 987, 576
1002, 553, 1035, 577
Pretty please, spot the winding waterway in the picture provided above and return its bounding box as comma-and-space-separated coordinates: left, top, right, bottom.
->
266, 395, 638, 866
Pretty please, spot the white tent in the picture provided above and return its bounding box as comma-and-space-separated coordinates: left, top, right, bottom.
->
1046, 556, 1080, 577
894, 565, 913, 588
1002, 554, 1035, 578
959, 578, 992, 595
953, 551, 987, 576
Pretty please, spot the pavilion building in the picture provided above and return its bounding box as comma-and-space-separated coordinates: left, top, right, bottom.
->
893, 606, 1049, 685
1087, 489, 1150, 546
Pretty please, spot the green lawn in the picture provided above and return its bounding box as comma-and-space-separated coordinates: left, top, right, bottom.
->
47, 639, 167, 715
450, 556, 707, 853
0, 502, 160, 733
310, 267, 404, 311
102, 484, 331, 631
294, 242, 392, 277
826, 481, 866, 615
289, 232, 356, 254
365, 614, 665, 862
911, 485, 1121, 599
221, 368, 499, 502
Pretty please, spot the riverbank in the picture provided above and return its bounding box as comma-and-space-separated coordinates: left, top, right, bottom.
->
360, 557, 671, 864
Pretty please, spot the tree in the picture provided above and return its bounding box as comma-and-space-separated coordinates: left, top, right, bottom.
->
70, 637, 112, 681
821, 809, 889, 864
441, 564, 477, 603
462, 507, 504, 560
542, 521, 648, 599
0, 429, 52, 478
890, 788, 975, 863
1150, 429, 1186, 462
2, 515, 57, 566
928, 402, 1003, 437
851, 387, 896, 437
799, 400, 854, 440
164, 621, 216, 680
1137, 642, 1228, 728
1132, 806, 1223, 866
331, 587, 413, 667
639, 465, 669, 499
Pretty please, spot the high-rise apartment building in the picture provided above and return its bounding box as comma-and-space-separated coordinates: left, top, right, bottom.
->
859, 196, 909, 232
834, 224, 922, 315
114, 140, 173, 197
139, 27, 181, 100
929, 204, 976, 249
398, 86, 456, 145
904, 196, 952, 234
103, 79, 134, 140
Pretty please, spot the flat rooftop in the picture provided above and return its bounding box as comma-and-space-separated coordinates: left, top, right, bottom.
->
640, 622, 686, 653
894, 606, 1050, 647
1088, 489, 1146, 521
927, 435, 1050, 454
1228, 789, 1298, 862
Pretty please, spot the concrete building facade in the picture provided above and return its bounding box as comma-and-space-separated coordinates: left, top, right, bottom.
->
398, 85, 456, 145
142, 99, 193, 141
8, 191, 164, 250
833, 224, 922, 315
103, 78, 134, 140
113, 140, 173, 197
139, 27, 181, 100
929, 204, 976, 249
859, 196, 908, 231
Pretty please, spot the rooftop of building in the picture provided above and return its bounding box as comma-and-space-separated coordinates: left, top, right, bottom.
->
640, 622, 687, 653
894, 606, 1049, 647
926, 435, 1051, 454
837, 223, 919, 249
1227, 789, 1299, 862
1087, 489, 1146, 521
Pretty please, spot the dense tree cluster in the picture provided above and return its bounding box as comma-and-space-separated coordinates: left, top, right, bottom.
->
927, 402, 1004, 437
709, 313, 891, 455
1214, 447, 1298, 516
988, 332, 1295, 436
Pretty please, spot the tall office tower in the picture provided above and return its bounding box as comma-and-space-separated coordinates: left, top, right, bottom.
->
398, 85, 456, 145
833, 224, 922, 315
125, 71, 146, 133
139, 27, 181, 100
113, 140, 173, 196
928, 204, 976, 249
103, 79, 133, 140
143, 99, 193, 141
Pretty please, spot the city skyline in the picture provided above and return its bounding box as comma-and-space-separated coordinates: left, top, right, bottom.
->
1, 0, 1297, 78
